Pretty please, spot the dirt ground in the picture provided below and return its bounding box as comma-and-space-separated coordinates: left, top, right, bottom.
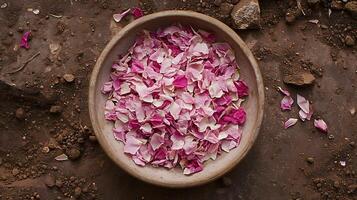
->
0, 0, 356, 199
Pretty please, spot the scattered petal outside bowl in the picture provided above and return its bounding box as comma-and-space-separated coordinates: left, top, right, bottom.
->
88, 11, 264, 188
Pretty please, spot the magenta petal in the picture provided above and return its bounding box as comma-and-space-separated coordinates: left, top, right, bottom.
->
235, 80, 249, 98
173, 75, 188, 89
284, 118, 298, 129
232, 108, 246, 125
20, 31, 31, 49
281, 96, 294, 111
131, 7, 144, 19
314, 119, 328, 133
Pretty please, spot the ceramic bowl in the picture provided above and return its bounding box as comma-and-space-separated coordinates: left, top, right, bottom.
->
88, 10, 264, 188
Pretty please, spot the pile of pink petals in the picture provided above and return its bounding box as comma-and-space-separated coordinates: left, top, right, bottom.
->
278, 87, 328, 132
102, 24, 249, 175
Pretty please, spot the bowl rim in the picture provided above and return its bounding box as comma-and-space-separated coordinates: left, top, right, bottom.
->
88, 10, 265, 188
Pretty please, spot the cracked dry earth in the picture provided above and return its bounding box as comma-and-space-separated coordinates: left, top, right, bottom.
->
0, 0, 356, 199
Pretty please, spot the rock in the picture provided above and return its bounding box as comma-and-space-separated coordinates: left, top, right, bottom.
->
231, 0, 260, 29
55, 179, 63, 188
15, 108, 25, 120
345, 1, 357, 19
283, 71, 316, 86
44, 175, 56, 188
74, 187, 82, 198
306, 157, 314, 164
63, 74, 75, 83
66, 148, 81, 160
285, 9, 302, 24
12, 168, 20, 176
331, 0, 344, 10
347, 184, 357, 194
50, 105, 62, 114
350, 107, 356, 116
220, 3, 234, 16
345, 35, 355, 46
214, 0, 222, 6
89, 135, 97, 142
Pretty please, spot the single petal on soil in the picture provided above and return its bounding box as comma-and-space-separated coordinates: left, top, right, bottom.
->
299, 109, 308, 121
20, 31, 31, 49
297, 94, 309, 114
150, 133, 164, 151
124, 135, 143, 155
281, 96, 294, 110
284, 118, 298, 129
113, 8, 131, 22
314, 119, 328, 133
131, 7, 144, 19
277, 86, 290, 96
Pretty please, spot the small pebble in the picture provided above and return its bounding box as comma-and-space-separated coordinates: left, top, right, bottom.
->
15, 108, 25, 120
306, 157, 314, 164
214, 0, 222, 6
66, 148, 81, 160
74, 187, 82, 197
345, 35, 355, 47
63, 73, 75, 83
50, 105, 62, 114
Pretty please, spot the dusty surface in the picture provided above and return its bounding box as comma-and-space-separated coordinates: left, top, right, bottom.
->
0, 0, 356, 199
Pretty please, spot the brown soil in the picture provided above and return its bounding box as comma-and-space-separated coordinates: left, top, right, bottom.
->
0, 0, 356, 199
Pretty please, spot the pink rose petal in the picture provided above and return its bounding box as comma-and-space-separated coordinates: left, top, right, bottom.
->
281, 96, 294, 111
235, 80, 249, 98
284, 118, 298, 129
314, 119, 328, 133
20, 31, 31, 49
173, 75, 188, 89
131, 7, 144, 19
150, 133, 164, 151
277, 86, 290, 96
297, 94, 310, 114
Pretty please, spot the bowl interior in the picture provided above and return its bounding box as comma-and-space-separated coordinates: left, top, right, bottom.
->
89, 11, 264, 188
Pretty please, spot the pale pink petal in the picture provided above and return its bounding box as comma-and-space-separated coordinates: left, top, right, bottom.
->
297, 94, 310, 114
314, 119, 328, 133
171, 134, 185, 150
124, 135, 143, 155
132, 156, 146, 166
168, 101, 181, 120
299, 109, 308, 121
102, 82, 113, 93
150, 133, 164, 150
221, 140, 237, 152
281, 96, 294, 111
284, 118, 298, 129
113, 8, 131, 23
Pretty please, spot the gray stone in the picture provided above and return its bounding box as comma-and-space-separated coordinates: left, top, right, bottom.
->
231, 0, 260, 29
